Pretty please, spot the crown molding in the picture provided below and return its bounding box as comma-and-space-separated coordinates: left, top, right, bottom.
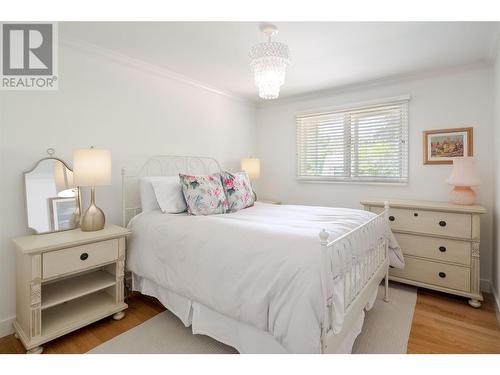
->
59, 35, 494, 110
259, 60, 491, 108
60, 36, 253, 105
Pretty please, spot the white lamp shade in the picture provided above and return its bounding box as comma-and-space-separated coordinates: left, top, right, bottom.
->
241, 158, 261, 181
446, 157, 480, 187
73, 148, 112, 187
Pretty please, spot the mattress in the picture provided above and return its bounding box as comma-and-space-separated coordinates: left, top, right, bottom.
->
127, 202, 403, 353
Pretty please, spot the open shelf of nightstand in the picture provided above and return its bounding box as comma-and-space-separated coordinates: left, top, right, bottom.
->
41, 290, 122, 338
41, 270, 116, 310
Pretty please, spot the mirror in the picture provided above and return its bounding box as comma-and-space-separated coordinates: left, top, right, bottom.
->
24, 152, 80, 234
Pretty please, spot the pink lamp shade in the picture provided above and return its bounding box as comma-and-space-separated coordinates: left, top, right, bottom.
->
446, 157, 480, 187
445, 157, 480, 205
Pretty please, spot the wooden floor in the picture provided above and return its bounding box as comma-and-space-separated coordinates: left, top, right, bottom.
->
407, 289, 500, 354
1, 288, 499, 354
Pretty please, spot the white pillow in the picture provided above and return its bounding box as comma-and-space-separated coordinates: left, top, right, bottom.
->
139, 177, 161, 212
139, 176, 186, 213
151, 177, 187, 214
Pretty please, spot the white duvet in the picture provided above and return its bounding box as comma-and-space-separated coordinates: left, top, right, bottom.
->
127, 202, 403, 353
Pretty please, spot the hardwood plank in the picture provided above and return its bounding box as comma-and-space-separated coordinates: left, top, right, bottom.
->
0, 289, 498, 354
407, 289, 500, 354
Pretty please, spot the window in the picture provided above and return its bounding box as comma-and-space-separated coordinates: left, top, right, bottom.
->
296, 98, 409, 183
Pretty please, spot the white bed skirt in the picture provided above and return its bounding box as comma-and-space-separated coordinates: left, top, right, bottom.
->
132, 273, 370, 354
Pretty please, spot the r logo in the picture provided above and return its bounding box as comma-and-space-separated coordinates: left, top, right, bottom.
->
2, 24, 53, 75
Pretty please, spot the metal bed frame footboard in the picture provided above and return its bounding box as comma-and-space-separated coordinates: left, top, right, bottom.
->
319, 202, 390, 353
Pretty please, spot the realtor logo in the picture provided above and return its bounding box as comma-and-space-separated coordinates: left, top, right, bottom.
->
0, 23, 58, 90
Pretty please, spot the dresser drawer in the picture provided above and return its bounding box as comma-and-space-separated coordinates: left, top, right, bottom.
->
395, 233, 471, 266
371, 206, 472, 239
42, 239, 118, 279
390, 256, 470, 292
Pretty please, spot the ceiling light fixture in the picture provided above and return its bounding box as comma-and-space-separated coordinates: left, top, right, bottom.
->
249, 23, 291, 100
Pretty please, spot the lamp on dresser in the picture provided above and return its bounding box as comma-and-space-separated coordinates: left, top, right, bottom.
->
73, 147, 111, 231
446, 157, 480, 205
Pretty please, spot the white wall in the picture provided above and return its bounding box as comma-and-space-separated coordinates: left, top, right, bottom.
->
256, 66, 495, 290
0, 42, 256, 335
493, 52, 500, 312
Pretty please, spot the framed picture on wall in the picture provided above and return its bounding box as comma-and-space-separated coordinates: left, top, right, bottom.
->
423, 127, 473, 165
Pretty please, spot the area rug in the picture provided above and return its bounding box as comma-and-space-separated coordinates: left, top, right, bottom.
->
352, 282, 417, 354
89, 282, 416, 354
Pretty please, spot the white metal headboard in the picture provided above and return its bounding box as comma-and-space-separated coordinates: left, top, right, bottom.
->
121, 155, 222, 226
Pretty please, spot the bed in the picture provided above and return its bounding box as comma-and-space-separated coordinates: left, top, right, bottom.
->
122, 155, 404, 354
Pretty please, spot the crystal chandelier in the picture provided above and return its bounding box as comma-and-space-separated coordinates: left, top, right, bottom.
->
249, 24, 291, 100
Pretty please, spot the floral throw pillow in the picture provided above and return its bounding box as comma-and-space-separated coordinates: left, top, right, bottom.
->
179, 173, 228, 215
221, 171, 255, 212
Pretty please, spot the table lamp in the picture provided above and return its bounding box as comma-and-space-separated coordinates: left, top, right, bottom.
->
73, 147, 111, 231
445, 157, 480, 205
241, 157, 260, 201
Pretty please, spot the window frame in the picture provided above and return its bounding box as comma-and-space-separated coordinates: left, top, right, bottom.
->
296, 95, 410, 185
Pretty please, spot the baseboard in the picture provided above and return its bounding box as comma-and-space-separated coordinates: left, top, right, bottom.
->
0, 315, 15, 338
480, 278, 491, 293
492, 286, 500, 325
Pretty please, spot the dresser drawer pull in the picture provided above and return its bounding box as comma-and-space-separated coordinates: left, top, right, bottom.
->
413, 212, 418, 217
439, 220, 447, 227
80, 252, 89, 261
439, 246, 446, 252
438, 272, 446, 278
389, 216, 395, 222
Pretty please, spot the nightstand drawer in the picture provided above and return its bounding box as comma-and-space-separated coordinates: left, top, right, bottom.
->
395, 233, 471, 265
390, 256, 470, 292
372, 207, 472, 239
43, 239, 118, 279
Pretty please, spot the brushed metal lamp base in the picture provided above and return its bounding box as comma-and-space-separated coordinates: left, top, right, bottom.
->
250, 182, 257, 202
80, 186, 105, 231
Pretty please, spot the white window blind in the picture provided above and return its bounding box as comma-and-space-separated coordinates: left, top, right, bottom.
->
296, 99, 409, 183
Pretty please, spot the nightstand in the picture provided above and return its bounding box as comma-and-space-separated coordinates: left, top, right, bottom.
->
11, 224, 130, 353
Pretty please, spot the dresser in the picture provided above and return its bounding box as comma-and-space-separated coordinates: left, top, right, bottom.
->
12, 225, 131, 353
361, 199, 485, 308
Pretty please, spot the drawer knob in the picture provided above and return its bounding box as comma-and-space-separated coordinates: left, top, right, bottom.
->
80, 252, 89, 261
438, 272, 446, 278
389, 216, 395, 222
439, 246, 447, 252
439, 220, 447, 227
413, 212, 418, 217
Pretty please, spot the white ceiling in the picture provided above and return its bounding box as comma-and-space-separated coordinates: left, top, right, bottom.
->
61, 22, 499, 102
